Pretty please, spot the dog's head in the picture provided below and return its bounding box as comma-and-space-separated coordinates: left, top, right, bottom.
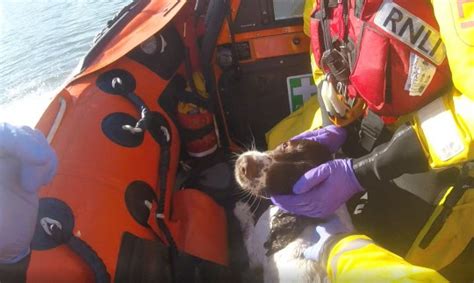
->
234, 139, 331, 197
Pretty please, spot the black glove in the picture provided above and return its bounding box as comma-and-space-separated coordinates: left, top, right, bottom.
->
352, 124, 429, 188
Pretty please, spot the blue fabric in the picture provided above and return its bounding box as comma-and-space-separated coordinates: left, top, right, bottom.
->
0, 123, 57, 263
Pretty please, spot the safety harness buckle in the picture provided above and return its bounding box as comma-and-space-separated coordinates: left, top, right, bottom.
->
359, 110, 385, 152
321, 49, 350, 85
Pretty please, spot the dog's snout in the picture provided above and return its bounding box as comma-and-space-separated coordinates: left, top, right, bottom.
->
235, 151, 272, 184
240, 155, 259, 179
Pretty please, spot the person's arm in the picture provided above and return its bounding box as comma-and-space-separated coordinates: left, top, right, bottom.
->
352, 124, 429, 188
407, 1, 474, 169
321, 234, 448, 282
303, 209, 448, 282
0, 123, 57, 264
431, 0, 474, 100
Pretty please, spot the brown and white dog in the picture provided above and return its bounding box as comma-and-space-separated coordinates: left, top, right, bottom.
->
234, 140, 332, 197
233, 139, 353, 283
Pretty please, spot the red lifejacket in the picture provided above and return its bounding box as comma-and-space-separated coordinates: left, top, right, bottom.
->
311, 0, 451, 117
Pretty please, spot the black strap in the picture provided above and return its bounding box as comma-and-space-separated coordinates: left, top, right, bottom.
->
108, 77, 179, 281
109, 75, 152, 133
320, 0, 333, 52
317, 0, 349, 51
358, 110, 385, 152
317, 0, 352, 86
200, 0, 228, 100
342, 0, 349, 43
143, 111, 178, 283
195, 0, 235, 148
112, 76, 178, 267
68, 237, 111, 283
184, 47, 199, 95
354, 0, 365, 18
47, 223, 111, 283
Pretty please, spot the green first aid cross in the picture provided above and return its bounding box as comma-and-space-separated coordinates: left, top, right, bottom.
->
287, 74, 318, 112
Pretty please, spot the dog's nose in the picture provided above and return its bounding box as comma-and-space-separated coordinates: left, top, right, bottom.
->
240, 154, 265, 180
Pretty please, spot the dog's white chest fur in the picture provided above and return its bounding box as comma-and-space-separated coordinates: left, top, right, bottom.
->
234, 202, 326, 283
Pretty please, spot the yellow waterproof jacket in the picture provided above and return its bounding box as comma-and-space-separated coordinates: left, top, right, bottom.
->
414, 0, 474, 168
326, 235, 448, 283
324, 2, 474, 278
267, 0, 474, 280
274, 0, 474, 168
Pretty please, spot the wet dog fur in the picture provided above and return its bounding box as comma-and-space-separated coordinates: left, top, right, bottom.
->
234, 139, 332, 197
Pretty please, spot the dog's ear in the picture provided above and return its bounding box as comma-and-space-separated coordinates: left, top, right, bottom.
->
264, 161, 315, 195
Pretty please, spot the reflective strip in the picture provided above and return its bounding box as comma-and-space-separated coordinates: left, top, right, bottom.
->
417, 97, 464, 161
330, 238, 373, 281
374, 0, 446, 65
46, 97, 67, 144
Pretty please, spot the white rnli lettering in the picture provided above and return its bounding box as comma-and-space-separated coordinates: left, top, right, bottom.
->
374, 0, 446, 65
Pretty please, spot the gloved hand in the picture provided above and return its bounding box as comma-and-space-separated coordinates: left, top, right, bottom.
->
290, 125, 347, 153
271, 159, 363, 218
0, 123, 57, 264
303, 208, 353, 261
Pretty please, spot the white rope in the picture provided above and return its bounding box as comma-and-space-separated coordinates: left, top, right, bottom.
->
122, 124, 143, 134
46, 97, 67, 144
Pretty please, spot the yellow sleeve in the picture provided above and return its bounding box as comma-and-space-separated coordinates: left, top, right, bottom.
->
414, 92, 474, 168
327, 235, 448, 283
304, 0, 325, 84
303, 0, 316, 37
412, 1, 474, 168
431, 0, 474, 98
266, 95, 323, 149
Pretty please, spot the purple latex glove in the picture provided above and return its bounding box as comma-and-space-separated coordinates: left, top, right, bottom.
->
271, 159, 363, 218
290, 125, 347, 154
0, 123, 57, 263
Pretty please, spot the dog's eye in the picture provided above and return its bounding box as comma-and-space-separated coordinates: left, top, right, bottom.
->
281, 142, 288, 150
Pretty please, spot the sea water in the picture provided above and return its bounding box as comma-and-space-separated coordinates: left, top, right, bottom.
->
0, 0, 130, 126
